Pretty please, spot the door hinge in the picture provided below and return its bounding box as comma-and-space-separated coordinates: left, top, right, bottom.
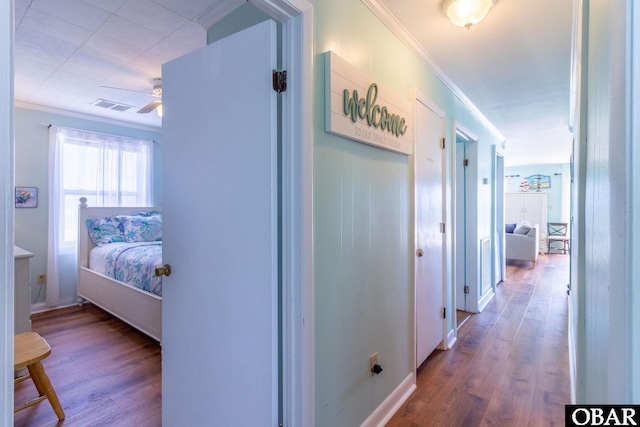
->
463, 159, 469, 167
440, 137, 445, 150
272, 70, 287, 93
464, 285, 470, 294
440, 222, 445, 233
442, 307, 446, 319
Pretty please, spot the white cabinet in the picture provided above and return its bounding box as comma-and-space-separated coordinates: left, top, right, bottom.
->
14, 246, 33, 334
505, 193, 548, 253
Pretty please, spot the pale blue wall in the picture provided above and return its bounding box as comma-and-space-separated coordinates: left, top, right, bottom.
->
573, 0, 633, 404
505, 163, 570, 223
14, 107, 162, 306
205, 1, 503, 422
311, 0, 503, 425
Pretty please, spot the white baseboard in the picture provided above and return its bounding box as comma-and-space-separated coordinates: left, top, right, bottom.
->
567, 293, 576, 403
478, 289, 495, 312
361, 372, 416, 427
446, 328, 457, 349
30, 299, 79, 314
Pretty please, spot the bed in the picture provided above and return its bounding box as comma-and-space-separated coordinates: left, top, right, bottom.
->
77, 197, 162, 341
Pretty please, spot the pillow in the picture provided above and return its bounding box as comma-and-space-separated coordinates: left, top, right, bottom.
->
86, 217, 125, 245
513, 221, 532, 235
505, 223, 516, 233
131, 210, 161, 217
117, 214, 162, 242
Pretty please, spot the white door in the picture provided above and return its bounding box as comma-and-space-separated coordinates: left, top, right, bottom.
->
161, 20, 279, 426
415, 97, 445, 367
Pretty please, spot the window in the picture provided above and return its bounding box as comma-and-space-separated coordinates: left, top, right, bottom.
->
53, 128, 154, 248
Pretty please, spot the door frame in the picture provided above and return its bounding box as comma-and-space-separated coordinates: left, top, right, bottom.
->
1, 0, 14, 424
413, 90, 447, 368
452, 122, 478, 323
1, 1, 315, 425
227, 2, 314, 425
493, 150, 506, 284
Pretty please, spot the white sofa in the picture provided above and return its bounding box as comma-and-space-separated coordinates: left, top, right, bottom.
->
505, 223, 539, 266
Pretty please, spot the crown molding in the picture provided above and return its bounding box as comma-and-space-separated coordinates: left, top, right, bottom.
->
15, 101, 162, 133
361, 0, 505, 142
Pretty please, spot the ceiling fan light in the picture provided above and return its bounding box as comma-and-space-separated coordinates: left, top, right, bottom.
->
442, 0, 494, 28
156, 103, 163, 117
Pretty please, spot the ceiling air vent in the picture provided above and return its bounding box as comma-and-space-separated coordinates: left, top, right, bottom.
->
91, 98, 134, 112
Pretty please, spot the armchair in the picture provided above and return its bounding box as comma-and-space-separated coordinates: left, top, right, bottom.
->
505, 223, 539, 266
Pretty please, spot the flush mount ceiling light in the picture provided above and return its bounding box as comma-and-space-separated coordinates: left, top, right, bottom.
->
442, 0, 497, 29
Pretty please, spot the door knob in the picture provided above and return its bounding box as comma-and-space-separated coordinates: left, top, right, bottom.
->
416, 249, 424, 257
155, 264, 172, 277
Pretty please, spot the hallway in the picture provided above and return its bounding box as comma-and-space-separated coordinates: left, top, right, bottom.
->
388, 254, 570, 426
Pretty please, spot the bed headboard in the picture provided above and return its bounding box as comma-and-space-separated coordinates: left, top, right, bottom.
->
77, 197, 162, 269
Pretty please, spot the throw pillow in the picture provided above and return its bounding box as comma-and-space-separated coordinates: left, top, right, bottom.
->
86, 217, 125, 245
513, 221, 532, 235
117, 214, 162, 242
505, 223, 516, 233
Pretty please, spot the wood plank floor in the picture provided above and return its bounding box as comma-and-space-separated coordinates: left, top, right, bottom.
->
14, 254, 569, 426
14, 304, 161, 427
387, 254, 571, 426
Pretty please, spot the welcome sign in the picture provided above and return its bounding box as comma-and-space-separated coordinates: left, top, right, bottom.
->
325, 51, 414, 155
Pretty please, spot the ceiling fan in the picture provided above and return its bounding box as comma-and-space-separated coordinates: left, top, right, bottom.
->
100, 78, 163, 115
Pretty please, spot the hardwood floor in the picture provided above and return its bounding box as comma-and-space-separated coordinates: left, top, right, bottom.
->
14, 254, 569, 426
14, 304, 161, 427
387, 254, 571, 426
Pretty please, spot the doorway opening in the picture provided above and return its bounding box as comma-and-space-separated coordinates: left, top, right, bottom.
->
454, 124, 478, 328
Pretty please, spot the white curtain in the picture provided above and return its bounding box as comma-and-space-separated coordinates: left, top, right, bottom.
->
46, 126, 153, 307
46, 126, 62, 306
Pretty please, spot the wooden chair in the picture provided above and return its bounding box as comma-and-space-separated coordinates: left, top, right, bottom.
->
547, 222, 570, 254
14, 332, 65, 421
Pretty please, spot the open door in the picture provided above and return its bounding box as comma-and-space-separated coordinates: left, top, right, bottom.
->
161, 20, 279, 425
454, 125, 478, 315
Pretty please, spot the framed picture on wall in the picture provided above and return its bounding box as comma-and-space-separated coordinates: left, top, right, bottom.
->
15, 186, 38, 208
527, 174, 551, 191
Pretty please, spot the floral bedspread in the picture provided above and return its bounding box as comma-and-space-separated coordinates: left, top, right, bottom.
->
101, 242, 162, 296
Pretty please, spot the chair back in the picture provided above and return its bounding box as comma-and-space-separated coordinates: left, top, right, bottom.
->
547, 222, 568, 236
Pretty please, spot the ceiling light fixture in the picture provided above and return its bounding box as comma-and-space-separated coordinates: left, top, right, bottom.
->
442, 0, 496, 29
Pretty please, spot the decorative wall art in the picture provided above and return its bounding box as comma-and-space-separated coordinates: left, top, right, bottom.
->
15, 186, 38, 208
527, 174, 551, 191
325, 51, 414, 155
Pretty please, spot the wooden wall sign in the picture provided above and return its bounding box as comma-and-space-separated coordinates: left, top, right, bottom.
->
325, 51, 414, 155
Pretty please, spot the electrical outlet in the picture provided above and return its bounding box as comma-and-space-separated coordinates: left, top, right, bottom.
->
370, 352, 378, 372
37, 273, 46, 285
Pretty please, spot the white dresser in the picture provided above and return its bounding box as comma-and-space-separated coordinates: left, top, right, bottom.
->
505, 192, 548, 253
14, 246, 33, 334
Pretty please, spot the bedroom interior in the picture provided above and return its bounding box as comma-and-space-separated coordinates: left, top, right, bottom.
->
8, 0, 635, 425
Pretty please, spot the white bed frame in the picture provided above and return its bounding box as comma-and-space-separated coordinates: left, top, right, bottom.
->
77, 197, 162, 342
